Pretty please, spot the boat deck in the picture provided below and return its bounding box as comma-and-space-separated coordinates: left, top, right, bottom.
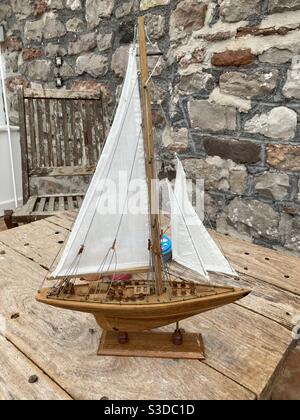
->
0, 212, 299, 400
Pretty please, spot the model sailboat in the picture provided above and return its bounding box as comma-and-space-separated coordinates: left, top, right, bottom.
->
36, 18, 250, 359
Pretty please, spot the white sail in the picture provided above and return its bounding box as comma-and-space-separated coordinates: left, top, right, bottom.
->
52, 46, 151, 278
168, 158, 237, 280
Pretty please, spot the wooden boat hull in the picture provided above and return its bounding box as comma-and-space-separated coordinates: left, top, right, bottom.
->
36, 287, 250, 332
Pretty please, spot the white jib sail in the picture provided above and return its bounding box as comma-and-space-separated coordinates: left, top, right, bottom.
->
52, 46, 151, 278
168, 157, 237, 280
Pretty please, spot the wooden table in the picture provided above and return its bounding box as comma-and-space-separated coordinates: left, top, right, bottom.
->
0, 212, 299, 400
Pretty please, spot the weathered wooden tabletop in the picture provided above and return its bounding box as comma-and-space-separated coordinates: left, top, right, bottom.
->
0, 212, 299, 400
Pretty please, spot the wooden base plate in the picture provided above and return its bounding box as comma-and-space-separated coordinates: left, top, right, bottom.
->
98, 330, 205, 360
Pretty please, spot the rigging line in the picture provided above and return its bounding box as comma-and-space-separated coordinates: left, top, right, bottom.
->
168, 179, 210, 283
58, 60, 141, 271
145, 60, 161, 86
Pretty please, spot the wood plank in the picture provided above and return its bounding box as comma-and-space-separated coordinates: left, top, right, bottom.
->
67, 196, 74, 211
37, 197, 47, 213
49, 99, 58, 167
48, 197, 55, 212
69, 100, 77, 166
0, 338, 71, 400
76, 195, 83, 209
91, 100, 100, 160
211, 231, 300, 296
14, 196, 38, 217
0, 243, 254, 400
80, 100, 90, 165
181, 304, 293, 398
58, 197, 65, 212
61, 100, 70, 166
24, 89, 102, 100
28, 98, 37, 169
55, 100, 62, 167
36, 99, 45, 167
45, 99, 53, 167
29, 165, 95, 177
86, 101, 94, 164
17, 90, 30, 204
0, 219, 67, 269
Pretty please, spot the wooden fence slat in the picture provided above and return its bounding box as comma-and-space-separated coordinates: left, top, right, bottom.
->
18, 90, 30, 204
48, 197, 55, 212
61, 100, 70, 166
37, 99, 45, 167
28, 98, 37, 169
67, 196, 74, 211
45, 99, 53, 167
58, 197, 65, 212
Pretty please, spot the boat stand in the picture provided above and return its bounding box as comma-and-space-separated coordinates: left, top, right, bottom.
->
97, 324, 205, 360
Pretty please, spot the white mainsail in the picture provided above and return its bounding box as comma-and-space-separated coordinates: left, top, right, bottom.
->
168, 157, 237, 280
52, 46, 151, 278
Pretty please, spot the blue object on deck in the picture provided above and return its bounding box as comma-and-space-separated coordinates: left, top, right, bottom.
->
161, 235, 172, 262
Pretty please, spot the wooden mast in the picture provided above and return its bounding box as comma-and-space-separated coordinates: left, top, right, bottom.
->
138, 16, 164, 296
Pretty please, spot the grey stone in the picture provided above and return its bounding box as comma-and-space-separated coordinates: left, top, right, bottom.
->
47, 0, 65, 9
66, 17, 85, 32
66, 0, 82, 10
217, 198, 280, 241
170, 0, 207, 41
219, 70, 278, 99
43, 13, 67, 39
140, 0, 170, 11
5, 52, 19, 74
68, 33, 96, 55
86, 0, 114, 29
11, 0, 34, 19
182, 156, 247, 194
162, 127, 188, 151
59, 62, 75, 78
45, 43, 67, 58
176, 72, 214, 94
188, 100, 236, 131
268, 0, 300, 13
279, 214, 300, 253
26, 60, 52, 82
0, 4, 12, 22
255, 172, 290, 200
148, 56, 167, 76
111, 45, 130, 77
97, 33, 114, 52
204, 194, 226, 223
25, 12, 66, 41
145, 14, 166, 40
245, 107, 298, 141
24, 19, 44, 42
259, 48, 293, 65
219, 0, 260, 23
76, 53, 108, 77
298, 180, 300, 202
115, 1, 133, 18
283, 56, 300, 100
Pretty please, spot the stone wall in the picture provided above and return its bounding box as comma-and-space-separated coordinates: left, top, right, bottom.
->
1, 0, 300, 254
